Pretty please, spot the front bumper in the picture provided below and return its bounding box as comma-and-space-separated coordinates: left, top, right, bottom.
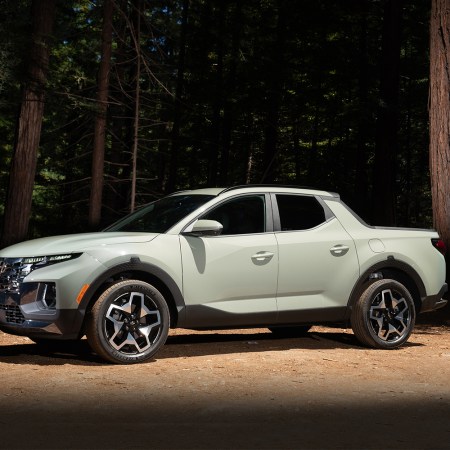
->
0, 290, 82, 339
421, 283, 448, 313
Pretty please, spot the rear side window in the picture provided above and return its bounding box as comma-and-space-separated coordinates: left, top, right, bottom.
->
276, 195, 326, 231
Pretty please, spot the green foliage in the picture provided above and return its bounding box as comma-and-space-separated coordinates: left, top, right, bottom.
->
0, 0, 434, 239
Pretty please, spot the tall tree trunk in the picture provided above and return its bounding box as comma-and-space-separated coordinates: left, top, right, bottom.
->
130, 0, 142, 212
103, 0, 130, 223
89, 0, 113, 229
261, 0, 287, 183
307, 109, 320, 187
207, 1, 225, 186
430, 0, 450, 282
372, 0, 403, 226
166, 0, 189, 193
354, 0, 370, 220
220, 1, 242, 185
1, 0, 56, 248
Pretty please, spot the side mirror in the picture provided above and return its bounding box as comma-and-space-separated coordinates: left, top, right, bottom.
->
182, 219, 223, 237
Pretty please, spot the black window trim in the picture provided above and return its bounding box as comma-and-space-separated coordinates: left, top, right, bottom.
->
270, 193, 335, 233
182, 193, 274, 236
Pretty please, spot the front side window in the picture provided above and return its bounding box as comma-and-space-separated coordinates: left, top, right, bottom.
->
201, 195, 266, 235
276, 195, 326, 231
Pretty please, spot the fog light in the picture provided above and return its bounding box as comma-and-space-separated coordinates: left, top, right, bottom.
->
37, 282, 57, 310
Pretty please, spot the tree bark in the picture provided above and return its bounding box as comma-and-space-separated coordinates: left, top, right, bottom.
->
88, 0, 113, 229
1, 0, 56, 248
429, 0, 450, 280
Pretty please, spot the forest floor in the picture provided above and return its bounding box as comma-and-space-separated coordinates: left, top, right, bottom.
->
0, 309, 449, 450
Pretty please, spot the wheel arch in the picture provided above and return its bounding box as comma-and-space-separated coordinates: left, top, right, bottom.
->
347, 259, 425, 319
77, 259, 185, 333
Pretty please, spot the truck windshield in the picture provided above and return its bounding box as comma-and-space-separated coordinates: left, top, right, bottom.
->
104, 194, 215, 233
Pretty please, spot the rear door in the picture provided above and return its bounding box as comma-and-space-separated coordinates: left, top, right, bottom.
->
273, 194, 359, 323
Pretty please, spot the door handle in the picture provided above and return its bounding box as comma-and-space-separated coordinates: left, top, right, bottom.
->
330, 245, 349, 257
251, 251, 274, 263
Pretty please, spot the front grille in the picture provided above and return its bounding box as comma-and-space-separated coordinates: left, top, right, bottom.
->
0, 304, 25, 324
0, 258, 33, 293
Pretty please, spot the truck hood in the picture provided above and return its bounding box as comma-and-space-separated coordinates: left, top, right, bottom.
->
0, 232, 159, 257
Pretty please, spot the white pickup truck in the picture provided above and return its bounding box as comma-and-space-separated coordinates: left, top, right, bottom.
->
0, 186, 447, 363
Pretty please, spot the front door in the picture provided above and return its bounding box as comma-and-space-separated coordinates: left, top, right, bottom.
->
180, 194, 278, 327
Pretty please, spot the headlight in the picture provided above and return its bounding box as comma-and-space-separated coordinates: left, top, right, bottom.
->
23, 253, 83, 267
0, 253, 83, 294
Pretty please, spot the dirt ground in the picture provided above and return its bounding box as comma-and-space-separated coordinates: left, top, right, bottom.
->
1, 312, 449, 450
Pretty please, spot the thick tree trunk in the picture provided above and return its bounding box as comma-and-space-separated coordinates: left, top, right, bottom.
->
1, 0, 56, 248
89, 0, 113, 229
429, 0, 450, 282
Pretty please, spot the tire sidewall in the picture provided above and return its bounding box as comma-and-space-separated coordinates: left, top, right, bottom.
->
359, 279, 415, 349
94, 280, 169, 363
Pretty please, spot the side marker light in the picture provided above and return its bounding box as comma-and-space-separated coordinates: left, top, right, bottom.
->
76, 284, 90, 304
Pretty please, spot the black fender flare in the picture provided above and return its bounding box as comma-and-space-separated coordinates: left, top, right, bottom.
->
74, 258, 186, 334
346, 258, 426, 319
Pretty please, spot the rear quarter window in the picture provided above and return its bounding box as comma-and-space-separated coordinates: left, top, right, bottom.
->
276, 195, 327, 231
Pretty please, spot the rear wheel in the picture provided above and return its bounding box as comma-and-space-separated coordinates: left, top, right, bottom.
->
351, 279, 415, 349
268, 325, 312, 337
86, 280, 170, 364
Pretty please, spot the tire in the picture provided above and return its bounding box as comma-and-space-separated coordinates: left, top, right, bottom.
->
268, 325, 312, 337
351, 279, 416, 349
86, 280, 170, 364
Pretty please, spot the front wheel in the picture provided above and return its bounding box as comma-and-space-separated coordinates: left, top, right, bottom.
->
351, 279, 416, 349
86, 280, 170, 364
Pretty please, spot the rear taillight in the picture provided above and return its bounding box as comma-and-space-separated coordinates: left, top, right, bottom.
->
432, 238, 447, 256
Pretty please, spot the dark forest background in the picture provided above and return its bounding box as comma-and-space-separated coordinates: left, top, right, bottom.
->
0, 0, 447, 247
